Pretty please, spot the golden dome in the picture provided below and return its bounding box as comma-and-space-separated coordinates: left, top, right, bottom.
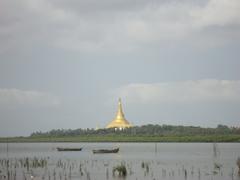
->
106, 98, 132, 129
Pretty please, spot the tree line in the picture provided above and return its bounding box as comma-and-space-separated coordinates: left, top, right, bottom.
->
30, 124, 240, 137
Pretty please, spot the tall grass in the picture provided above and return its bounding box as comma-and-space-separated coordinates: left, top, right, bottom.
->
237, 157, 240, 176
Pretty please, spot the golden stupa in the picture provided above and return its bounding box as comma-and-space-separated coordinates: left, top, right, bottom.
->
106, 98, 132, 129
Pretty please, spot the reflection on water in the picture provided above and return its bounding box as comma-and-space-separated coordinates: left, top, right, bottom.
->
0, 143, 239, 180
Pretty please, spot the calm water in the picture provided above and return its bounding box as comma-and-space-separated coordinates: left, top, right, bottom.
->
0, 143, 239, 180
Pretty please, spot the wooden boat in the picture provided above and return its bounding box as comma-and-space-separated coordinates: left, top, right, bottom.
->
56, 147, 82, 151
92, 148, 119, 154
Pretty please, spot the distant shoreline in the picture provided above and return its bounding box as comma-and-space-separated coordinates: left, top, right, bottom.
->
0, 134, 240, 143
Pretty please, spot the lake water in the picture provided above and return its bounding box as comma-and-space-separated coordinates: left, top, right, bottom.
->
0, 143, 239, 180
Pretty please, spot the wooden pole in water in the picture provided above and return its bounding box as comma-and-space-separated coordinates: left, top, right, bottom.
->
7, 137, 9, 158
155, 143, 157, 154
6, 137, 9, 179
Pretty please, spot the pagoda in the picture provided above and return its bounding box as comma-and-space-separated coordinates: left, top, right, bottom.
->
106, 98, 132, 129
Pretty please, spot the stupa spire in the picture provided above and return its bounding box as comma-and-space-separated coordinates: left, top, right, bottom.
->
106, 98, 132, 129
116, 98, 125, 120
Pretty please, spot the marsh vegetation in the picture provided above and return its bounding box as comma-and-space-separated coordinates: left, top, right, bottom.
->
0, 143, 239, 180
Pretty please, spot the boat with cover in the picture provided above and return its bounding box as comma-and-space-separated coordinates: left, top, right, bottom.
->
92, 147, 119, 154
56, 147, 82, 151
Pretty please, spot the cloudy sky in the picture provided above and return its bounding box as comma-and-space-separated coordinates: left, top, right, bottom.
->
0, 0, 240, 136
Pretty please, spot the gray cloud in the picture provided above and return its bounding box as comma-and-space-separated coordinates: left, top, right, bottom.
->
191, 0, 240, 27
0, 88, 60, 107
116, 79, 240, 104
1, 0, 239, 54
0, 0, 239, 136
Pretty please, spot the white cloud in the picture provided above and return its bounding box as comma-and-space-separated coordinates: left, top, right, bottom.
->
0, 89, 60, 107
40, 0, 240, 51
116, 79, 240, 104
0, 0, 240, 53
191, 0, 240, 27
125, 0, 240, 43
